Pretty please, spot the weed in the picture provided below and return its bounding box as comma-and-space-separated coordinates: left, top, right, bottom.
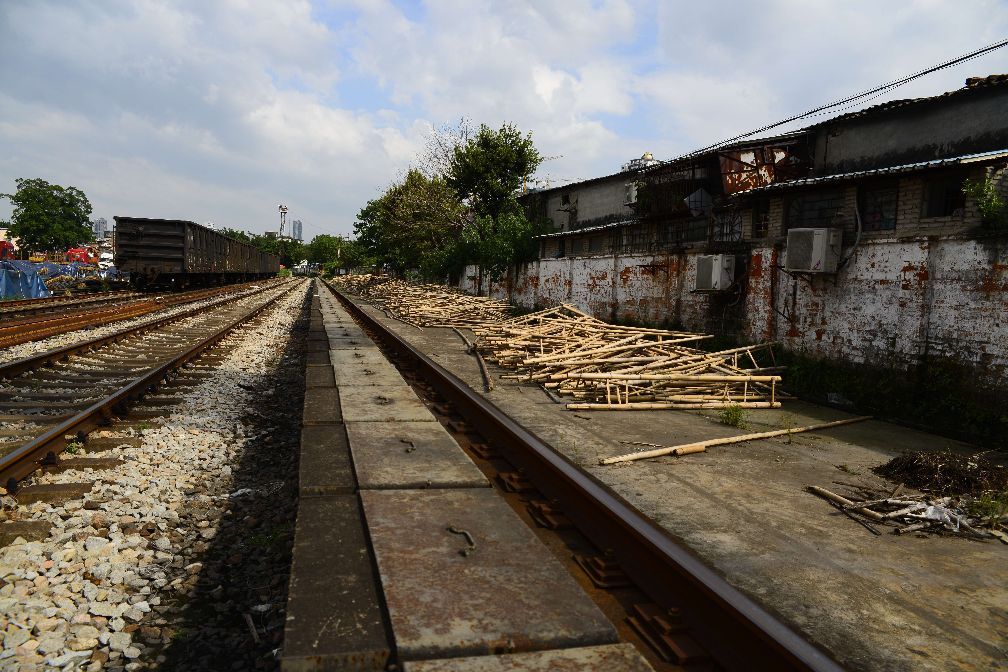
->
777, 413, 796, 444
138, 423, 150, 432
65, 441, 82, 455
717, 403, 748, 429
968, 490, 1008, 529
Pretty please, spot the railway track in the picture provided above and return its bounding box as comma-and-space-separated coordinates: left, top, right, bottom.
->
0, 282, 269, 349
324, 280, 843, 672
0, 279, 297, 493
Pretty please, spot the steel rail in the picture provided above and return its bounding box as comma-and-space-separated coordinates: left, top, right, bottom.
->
0, 282, 269, 348
328, 284, 843, 672
0, 281, 291, 380
0, 283, 294, 492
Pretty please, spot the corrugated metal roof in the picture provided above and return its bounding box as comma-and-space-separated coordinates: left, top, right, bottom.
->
736, 149, 1008, 195
536, 219, 634, 240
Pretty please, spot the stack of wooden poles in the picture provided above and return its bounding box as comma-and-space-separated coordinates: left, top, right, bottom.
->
334, 274, 510, 328
472, 303, 782, 411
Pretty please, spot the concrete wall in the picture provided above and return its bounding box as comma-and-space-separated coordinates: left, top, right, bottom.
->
463, 232, 1008, 390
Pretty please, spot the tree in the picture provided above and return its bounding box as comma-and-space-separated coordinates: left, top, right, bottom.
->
219, 227, 251, 243
355, 169, 465, 277
1, 178, 93, 251
446, 123, 543, 293
447, 123, 542, 221
306, 234, 344, 265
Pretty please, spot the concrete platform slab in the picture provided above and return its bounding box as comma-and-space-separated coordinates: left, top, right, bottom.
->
302, 388, 342, 424
333, 360, 406, 388
282, 495, 390, 671
299, 425, 355, 496
346, 421, 488, 490
360, 488, 618, 660
325, 323, 366, 339
401, 644, 655, 672
338, 386, 434, 423
305, 365, 336, 388
328, 337, 377, 350
305, 351, 330, 365
330, 349, 391, 371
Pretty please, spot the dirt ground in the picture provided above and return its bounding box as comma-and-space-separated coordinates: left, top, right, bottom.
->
346, 296, 1008, 672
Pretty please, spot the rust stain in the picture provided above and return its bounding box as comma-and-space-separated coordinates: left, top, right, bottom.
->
899, 263, 929, 291
978, 262, 1008, 293
619, 266, 634, 286
749, 252, 763, 279
815, 329, 825, 341
585, 271, 609, 294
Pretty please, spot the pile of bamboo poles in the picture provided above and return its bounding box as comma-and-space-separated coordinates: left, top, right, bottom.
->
472, 303, 782, 411
332, 274, 510, 328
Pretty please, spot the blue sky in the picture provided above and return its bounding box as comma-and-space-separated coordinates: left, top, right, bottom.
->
2, 1, 1007, 239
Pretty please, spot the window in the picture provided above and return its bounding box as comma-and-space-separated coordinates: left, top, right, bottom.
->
786, 188, 845, 230
560, 193, 571, 206
859, 184, 898, 231
571, 238, 583, 255
589, 236, 604, 253
923, 174, 966, 218
752, 199, 770, 238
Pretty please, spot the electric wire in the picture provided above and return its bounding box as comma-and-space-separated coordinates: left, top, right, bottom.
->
663, 37, 1008, 165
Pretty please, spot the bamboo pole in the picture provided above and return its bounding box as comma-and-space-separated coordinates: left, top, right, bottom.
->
599, 416, 871, 464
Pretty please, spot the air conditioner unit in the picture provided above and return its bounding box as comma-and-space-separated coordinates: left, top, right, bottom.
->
624, 182, 638, 206
785, 228, 842, 273
694, 254, 735, 291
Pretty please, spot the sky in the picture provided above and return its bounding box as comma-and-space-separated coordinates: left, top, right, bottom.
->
1, 1, 1007, 240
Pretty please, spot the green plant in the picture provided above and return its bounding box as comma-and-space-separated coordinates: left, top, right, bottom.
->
969, 489, 1008, 528
777, 413, 796, 443
278, 268, 292, 278
717, 403, 749, 429
964, 176, 1005, 225
65, 440, 82, 455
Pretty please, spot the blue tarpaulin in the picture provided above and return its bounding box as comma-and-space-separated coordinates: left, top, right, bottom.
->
0, 260, 51, 299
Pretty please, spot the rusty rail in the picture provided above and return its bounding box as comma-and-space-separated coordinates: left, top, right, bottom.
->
0, 282, 294, 492
0, 283, 264, 348
328, 283, 842, 672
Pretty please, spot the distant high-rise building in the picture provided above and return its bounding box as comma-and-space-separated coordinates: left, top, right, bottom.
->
292, 219, 303, 241
92, 217, 107, 240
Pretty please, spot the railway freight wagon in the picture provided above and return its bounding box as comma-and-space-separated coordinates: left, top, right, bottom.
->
114, 217, 280, 287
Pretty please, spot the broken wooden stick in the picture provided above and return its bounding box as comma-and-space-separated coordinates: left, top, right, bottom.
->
805, 485, 886, 521
600, 416, 871, 464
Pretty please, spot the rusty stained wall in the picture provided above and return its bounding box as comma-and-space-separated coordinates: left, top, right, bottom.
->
463, 234, 1008, 388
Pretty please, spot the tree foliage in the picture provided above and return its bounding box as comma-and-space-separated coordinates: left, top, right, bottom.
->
447, 123, 542, 221
355, 169, 465, 276
1, 178, 93, 251
352, 121, 544, 289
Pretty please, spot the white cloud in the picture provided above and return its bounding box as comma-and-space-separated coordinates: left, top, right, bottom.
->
1, 0, 1006, 236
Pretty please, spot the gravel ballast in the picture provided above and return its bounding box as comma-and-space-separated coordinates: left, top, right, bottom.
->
0, 280, 309, 671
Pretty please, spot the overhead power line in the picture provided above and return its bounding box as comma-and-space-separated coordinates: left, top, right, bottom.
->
666, 37, 1008, 164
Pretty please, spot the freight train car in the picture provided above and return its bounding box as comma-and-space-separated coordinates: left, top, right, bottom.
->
113, 217, 280, 287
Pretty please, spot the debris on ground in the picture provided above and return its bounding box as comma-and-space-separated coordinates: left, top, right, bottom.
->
807, 450, 1008, 541
872, 450, 1008, 495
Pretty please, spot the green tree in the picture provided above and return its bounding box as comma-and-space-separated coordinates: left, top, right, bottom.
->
306, 234, 344, 264
249, 234, 304, 268
447, 123, 542, 221
219, 227, 251, 243
1, 178, 93, 251
355, 169, 464, 278
446, 123, 543, 293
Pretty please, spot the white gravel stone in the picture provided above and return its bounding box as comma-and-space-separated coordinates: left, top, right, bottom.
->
0, 281, 309, 668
